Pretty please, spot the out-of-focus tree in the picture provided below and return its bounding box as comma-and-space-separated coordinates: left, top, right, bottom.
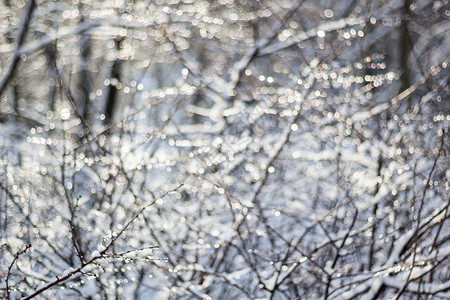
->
0, 0, 448, 299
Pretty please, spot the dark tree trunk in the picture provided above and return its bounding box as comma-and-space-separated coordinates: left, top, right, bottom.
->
400, 0, 412, 99
104, 38, 122, 125
78, 32, 92, 120
45, 40, 58, 112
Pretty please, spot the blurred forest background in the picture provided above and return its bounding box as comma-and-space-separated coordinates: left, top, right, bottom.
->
0, 0, 449, 299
